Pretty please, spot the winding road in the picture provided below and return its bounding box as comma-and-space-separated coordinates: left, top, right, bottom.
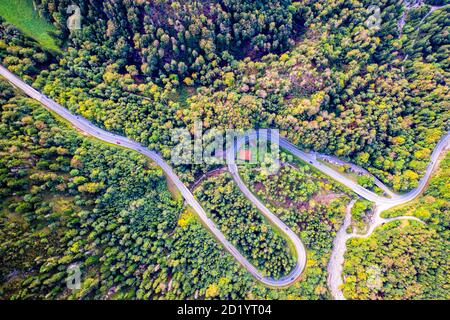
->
0, 65, 303, 287
1, 65, 449, 293
325, 134, 449, 300
227, 130, 449, 297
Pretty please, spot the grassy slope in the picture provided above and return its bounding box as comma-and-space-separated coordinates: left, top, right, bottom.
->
0, 0, 59, 52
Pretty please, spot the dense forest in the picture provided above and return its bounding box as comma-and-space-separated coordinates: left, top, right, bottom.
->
0, 79, 267, 299
194, 172, 296, 279
0, 80, 346, 300
35, 0, 307, 83
0, 0, 449, 300
13, 0, 446, 191
0, 79, 183, 298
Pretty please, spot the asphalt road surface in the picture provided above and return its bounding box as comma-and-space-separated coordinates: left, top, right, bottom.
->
2, 64, 448, 289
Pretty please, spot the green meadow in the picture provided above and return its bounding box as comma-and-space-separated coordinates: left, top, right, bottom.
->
0, 0, 59, 52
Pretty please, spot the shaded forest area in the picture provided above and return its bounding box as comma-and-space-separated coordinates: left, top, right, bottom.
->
4, 0, 445, 191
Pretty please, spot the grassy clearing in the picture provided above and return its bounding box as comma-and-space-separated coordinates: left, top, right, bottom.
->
317, 159, 359, 183
165, 174, 183, 202
281, 149, 356, 196
0, 0, 60, 52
